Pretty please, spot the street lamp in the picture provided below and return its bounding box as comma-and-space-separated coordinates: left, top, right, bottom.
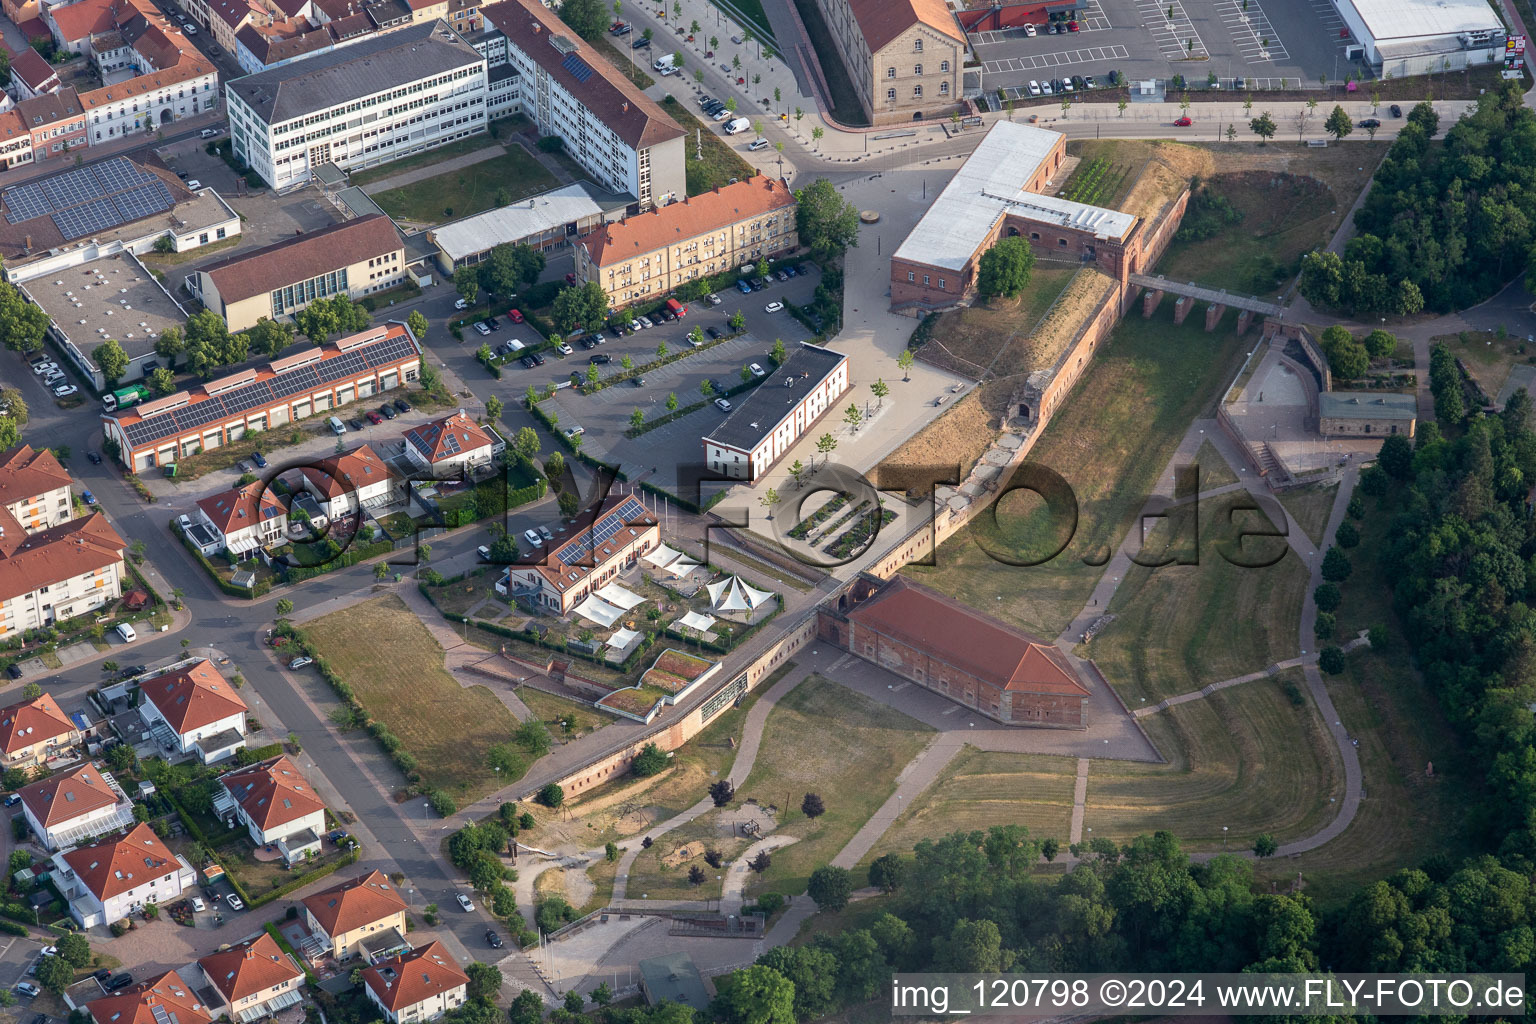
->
1222, 825, 1228, 850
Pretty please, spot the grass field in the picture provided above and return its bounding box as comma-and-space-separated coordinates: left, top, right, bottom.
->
1087, 489, 1308, 704
518, 687, 615, 740
737, 674, 933, 899
594, 36, 655, 89
906, 307, 1254, 638
371, 145, 557, 224
910, 266, 1080, 379
306, 595, 521, 801
1277, 481, 1339, 545
1191, 439, 1238, 490
659, 97, 757, 196
1087, 673, 1342, 850
862, 747, 1077, 862
625, 810, 752, 900
1436, 329, 1536, 405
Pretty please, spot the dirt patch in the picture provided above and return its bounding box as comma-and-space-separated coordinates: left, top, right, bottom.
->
662, 840, 705, 868
880, 389, 997, 484
1118, 142, 1212, 222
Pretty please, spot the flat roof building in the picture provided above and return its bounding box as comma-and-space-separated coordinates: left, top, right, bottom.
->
1319, 391, 1418, 439
702, 342, 849, 482
426, 182, 616, 274
1336, 0, 1504, 76
638, 954, 711, 1013
226, 21, 488, 190
188, 214, 405, 331
102, 321, 422, 474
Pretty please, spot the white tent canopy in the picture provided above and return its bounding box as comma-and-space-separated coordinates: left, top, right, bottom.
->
573, 595, 625, 627
676, 610, 717, 633
669, 556, 701, 571
596, 583, 645, 609
608, 627, 642, 651
643, 544, 684, 569
707, 576, 775, 613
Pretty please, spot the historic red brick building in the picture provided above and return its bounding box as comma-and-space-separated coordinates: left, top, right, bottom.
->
819, 575, 1090, 728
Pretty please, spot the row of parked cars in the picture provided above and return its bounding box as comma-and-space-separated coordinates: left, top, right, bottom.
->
28, 353, 77, 398
337, 397, 412, 432
1025, 74, 1095, 97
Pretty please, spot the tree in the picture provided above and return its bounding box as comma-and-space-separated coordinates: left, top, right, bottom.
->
665, 392, 678, 413
749, 850, 771, 872
710, 779, 735, 806
787, 459, 806, 489
1323, 104, 1353, 141
559, 0, 606, 38
453, 265, 480, 306
976, 236, 1035, 301
715, 966, 794, 1024
545, 450, 565, 481
935, 918, 1010, 972
759, 487, 780, 519
93, 337, 129, 385
247, 318, 293, 359
729, 310, 746, 332
1364, 328, 1396, 360
485, 395, 503, 422
592, 982, 613, 1007
630, 408, 645, 430
552, 281, 607, 334
739, 365, 753, 384
0, 417, 18, 453
1335, 520, 1359, 548
1321, 547, 1352, 582
657, 340, 670, 360
557, 491, 580, 517
897, 348, 914, 381
36, 955, 74, 994
0, 282, 49, 355
770, 338, 786, 364
21, 683, 42, 701
801, 792, 824, 818
56, 933, 90, 968
701, 378, 716, 398
868, 852, 904, 892
406, 310, 429, 344
795, 179, 859, 263
815, 432, 837, 466
1249, 111, 1277, 143
509, 990, 544, 1024
148, 367, 177, 396
688, 864, 706, 885
154, 325, 185, 369
757, 947, 836, 1020
1313, 583, 1341, 613
620, 354, 633, 370
514, 426, 540, 460
538, 782, 564, 808
843, 404, 863, 433
466, 962, 503, 1002
1317, 646, 1345, 674
587, 364, 600, 387
275, 597, 294, 616
1376, 433, 1412, 480
870, 379, 889, 407
807, 864, 853, 911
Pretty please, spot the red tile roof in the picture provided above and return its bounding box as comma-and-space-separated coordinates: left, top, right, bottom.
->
198, 933, 303, 1004
363, 942, 468, 1012
300, 443, 396, 498
0, 444, 70, 508
522, 495, 656, 592
578, 176, 795, 269
86, 971, 211, 1024
220, 755, 325, 830
63, 823, 182, 901
481, 0, 683, 150
198, 215, 401, 304
20, 762, 119, 827
142, 659, 248, 734
11, 48, 58, 91
844, 0, 963, 52
403, 412, 491, 466
49, 0, 119, 43
847, 577, 1089, 696
0, 691, 74, 756
303, 869, 407, 937
0, 512, 126, 606
196, 481, 286, 536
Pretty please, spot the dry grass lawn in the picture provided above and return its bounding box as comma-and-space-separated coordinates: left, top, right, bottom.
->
306, 595, 520, 801
625, 812, 751, 900
879, 389, 997, 488
1087, 489, 1308, 705
1436, 329, 1536, 404
518, 686, 615, 740
1277, 481, 1340, 546
913, 266, 1082, 380
1192, 439, 1238, 490
737, 674, 934, 900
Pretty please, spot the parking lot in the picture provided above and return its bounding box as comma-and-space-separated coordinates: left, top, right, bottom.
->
971, 0, 1356, 98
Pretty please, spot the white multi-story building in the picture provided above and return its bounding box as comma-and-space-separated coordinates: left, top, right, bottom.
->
215, 755, 327, 864
225, 20, 487, 190
192, 481, 289, 557
138, 659, 249, 764
478, 0, 685, 209
52, 823, 197, 927
300, 444, 402, 518
702, 343, 850, 482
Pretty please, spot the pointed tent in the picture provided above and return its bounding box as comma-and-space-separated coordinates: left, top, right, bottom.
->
607, 627, 642, 651
642, 544, 683, 570
707, 576, 776, 613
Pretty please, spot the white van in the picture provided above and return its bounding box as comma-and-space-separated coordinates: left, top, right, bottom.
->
724, 117, 751, 135
328, 416, 346, 436
115, 623, 137, 643
652, 53, 676, 73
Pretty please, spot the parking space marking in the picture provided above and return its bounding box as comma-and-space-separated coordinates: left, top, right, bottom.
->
1078, 0, 1112, 30
1134, 0, 1209, 59
1309, 0, 1346, 34
970, 0, 1110, 42
981, 43, 1129, 73
1214, 0, 1289, 61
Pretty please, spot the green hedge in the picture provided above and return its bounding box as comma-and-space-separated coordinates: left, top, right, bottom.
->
248, 849, 359, 910
280, 538, 394, 585
0, 902, 38, 925
438, 462, 547, 528
178, 528, 275, 598
0, 919, 26, 936
159, 787, 255, 909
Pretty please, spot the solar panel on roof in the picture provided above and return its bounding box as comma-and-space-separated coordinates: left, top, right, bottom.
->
111, 181, 174, 224
53, 197, 121, 241
5, 182, 53, 224
561, 52, 595, 82
558, 497, 648, 565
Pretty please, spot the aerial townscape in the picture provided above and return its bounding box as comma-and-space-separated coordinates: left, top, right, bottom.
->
0, 0, 1531, 1014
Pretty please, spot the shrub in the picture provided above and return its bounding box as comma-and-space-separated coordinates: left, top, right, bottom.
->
631, 742, 668, 777
537, 783, 564, 808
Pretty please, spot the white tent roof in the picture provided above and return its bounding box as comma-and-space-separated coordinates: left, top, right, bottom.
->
643, 544, 683, 569
670, 556, 701, 571
596, 583, 645, 609
574, 595, 625, 627
676, 610, 717, 633
707, 576, 776, 612
608, 627, 642, 650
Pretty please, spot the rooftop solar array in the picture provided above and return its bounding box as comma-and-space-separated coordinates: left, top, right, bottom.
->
2, 157, 176, 239
558, 496, 649, 565
561, 52, 595, 83
115, 332, 419, 451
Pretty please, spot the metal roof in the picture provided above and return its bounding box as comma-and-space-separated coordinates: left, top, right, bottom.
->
1342, 0, 1501, 40
702, 343, 847, 453
429, 183, 603, 263
1319, 392, 1418, 420
893, 121, 1137, 272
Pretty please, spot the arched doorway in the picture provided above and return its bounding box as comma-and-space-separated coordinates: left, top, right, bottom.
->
1007, 226, 1020, 237
911, 111, 922, 120
160, 109, 172, 124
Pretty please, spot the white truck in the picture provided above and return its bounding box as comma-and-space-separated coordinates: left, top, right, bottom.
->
652, 53, 677, 75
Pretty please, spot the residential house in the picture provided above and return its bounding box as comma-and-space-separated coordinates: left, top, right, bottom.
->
814, 0, 965, 124
193, 481, 289, 557
187, 215, 405, 332
15, 88, 86, 163
197, 933, 306, 1021
0, 444, 73, 532
498, 495, 658, 615
300, 868, 408, 961
138, 659, 249, 763
402, 411, 492, 477
11, 48, 61, 100
84, 971, 213, 1024
300, 444, 401, 518
361, 942, 469, 1024
574, 176, 797, 309
0, 110, 36, 169
19, 761, 134, 851
51, 822, 196, 927
215, 754, 327, 864
0, 512, 128, 639
0, 692, 79, 768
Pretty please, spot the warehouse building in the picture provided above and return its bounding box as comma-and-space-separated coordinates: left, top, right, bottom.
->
1335, 0, 1504, 76
426, 182, 617, 274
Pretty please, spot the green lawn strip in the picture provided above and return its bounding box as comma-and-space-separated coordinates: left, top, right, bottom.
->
517, 686, 616, 739
737, 674, 933, 900
905, 308, 1252, 638
594, 36, 654, 89
305, 594, 522, 802
660, 97, 757, 196
1276, 481, 1339, 546
372, 147, 558, 224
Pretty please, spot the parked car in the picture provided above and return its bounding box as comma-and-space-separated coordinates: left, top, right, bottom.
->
289, 656, 313, 669
1023, 21, 1035, 34
589, 354, 612, 364
457, 892, 475, 912
106, 974, 135, 991
631, 376, 645, 387
191, 897, 205, 912
658, 308, 676, 322
53, 384, 77, 398
394, 398, 411, 413
1390, 104, 1403, 117
87, 451, 102, 464
31, 362, 56, 375
556, 342, 574, 355
748, 362, 766, 377
251, 452, 268, 468
714, 397, 732, 412
16, 983, 39, 998
1028, 80, 1041, 96
580, 336, 598, 349
524, 529, 544, 546
538, 525, 554, 542
225, 893, 244, 911
736, 279, 753, 294
3, 667, 20, 681
632, 35, 649, 46
3, 793, 19, 806
706, 293, 722, 305
380, 404, 397, 420
455, 298, 470, 310
764, 301, 784, 313
81, 490, 95, 505
1084, 75, 1096, 88
348, 417, 365, 431
1358, 118, 1381, 128
185, 179, 202, 189
747, 138, 770, 151
486, 317, 501, 331
474, 321, 492, 335
486, 930, 503, 949
366, 410, 383, 424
